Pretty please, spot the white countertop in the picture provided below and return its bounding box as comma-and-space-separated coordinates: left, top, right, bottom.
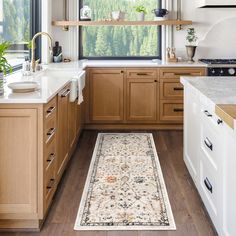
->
0, 68, 83, 104
52, 59, 206, 69
0, 59, 206, 104
181, 76, 236, 105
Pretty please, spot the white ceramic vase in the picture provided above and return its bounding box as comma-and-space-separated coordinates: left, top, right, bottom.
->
137, 12, 145, 21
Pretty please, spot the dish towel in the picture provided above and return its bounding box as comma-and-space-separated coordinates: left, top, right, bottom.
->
77, 71, 86, 105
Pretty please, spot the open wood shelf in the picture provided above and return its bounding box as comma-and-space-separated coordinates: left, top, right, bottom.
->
52, 20, 192, 27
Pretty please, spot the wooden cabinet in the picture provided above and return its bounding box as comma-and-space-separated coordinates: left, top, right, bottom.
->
159, 68, 206, 122
0, 83, 83, 230
126, 77, 158, 122
57, 85, 70, 180
85, 67, 206, 128
89, 69, 124, 122
0, 108, 38, 219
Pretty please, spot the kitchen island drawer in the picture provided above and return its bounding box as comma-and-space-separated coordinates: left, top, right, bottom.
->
160, 68, 206, 79
44, 97, 57, 120
160, 100, 184, 122
199, 158, 220, 229
45, 157, 56, 211
127, 69, 157, 79
160, 79, 184, 99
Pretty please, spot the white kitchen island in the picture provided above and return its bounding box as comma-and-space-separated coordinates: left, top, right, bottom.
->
181, 76, 236, 236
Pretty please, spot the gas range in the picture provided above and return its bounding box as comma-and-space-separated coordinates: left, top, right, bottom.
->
199, 59, 236, 76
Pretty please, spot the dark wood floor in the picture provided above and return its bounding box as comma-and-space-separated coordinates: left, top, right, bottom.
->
5, 131, 217, 236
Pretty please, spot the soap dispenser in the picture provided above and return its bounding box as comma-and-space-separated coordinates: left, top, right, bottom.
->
53, 41, 63, 63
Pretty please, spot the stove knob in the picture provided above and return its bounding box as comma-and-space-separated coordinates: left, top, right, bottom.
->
228, 68, 236, 75
211, 69, 215, 74
220, 69, 224, 74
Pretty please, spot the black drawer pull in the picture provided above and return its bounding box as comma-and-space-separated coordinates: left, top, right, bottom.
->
204, 110, 212, 117
204, 137, 213, 151
217, 119, 223, 125
47, 178, 55, 189
204, 178, 213, 193
173, 108, 184, 112
47, 153, 55, 162
173, 87, 184, 91
47, 128, 56, 136
137, 73, 149, 76
46, 106, 55, 114
61, 89, 71, 97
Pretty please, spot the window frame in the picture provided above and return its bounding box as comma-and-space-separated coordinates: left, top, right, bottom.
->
78, 0, 162, 60
3, 0, 42, 72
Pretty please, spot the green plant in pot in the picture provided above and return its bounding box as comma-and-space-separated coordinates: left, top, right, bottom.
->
135, 5, 147, 21
0, 42, 12, 96
186, 28, 198, 63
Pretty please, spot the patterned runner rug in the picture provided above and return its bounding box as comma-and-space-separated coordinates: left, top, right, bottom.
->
74, 133, 176, 231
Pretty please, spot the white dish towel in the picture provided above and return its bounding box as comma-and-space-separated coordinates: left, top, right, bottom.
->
77, 71, 86, 105
70, 71, 86, 104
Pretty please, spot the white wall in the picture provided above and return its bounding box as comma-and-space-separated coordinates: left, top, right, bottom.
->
48, 0, 236, 60
174, 0, 236, 59
51, 0, 78, 60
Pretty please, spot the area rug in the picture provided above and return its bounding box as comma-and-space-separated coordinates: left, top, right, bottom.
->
74, 133, 176, 231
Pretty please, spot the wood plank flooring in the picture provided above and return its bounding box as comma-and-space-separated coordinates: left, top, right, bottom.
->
5, 131, 217, 236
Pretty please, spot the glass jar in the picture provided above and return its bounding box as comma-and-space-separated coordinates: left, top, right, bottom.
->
80, 6, 92, 21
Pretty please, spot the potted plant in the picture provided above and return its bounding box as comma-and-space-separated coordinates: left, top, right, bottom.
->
0, 42, 12, 96
186, 28, 198, 63
135, 5, 147, 21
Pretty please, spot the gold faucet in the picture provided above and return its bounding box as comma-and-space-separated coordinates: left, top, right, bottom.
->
31, 32, 53, 72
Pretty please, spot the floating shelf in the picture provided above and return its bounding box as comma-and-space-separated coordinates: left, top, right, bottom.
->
52, 20, 192, 28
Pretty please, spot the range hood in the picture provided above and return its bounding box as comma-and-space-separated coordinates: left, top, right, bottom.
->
197, 0, 236, 8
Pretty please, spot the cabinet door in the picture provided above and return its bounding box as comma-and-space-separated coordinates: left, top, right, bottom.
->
68, 100, 77, 149
184, 85, 200, 184
0, 109, 38, 219
57, 86, 70, 179
126, 78, 158, 121
90, 69, 124, 122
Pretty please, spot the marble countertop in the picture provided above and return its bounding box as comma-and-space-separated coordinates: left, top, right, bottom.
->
181, 76, 236, 129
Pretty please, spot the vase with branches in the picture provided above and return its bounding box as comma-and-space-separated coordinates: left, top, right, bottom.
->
186, 28, 198, 63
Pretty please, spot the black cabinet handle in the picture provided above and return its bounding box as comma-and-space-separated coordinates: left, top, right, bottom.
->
204, 178, 213, 193
204, 137, 213, 151
204, 110, 212, 117
154, 80, 158, 83
137, 73, 149, 76
61, 89, 71, 97
47, 178, 55, 189
47, 128, 56, 136
173, 108, 184, 112
47, 153, 55, 162
173, 87, 184, 91
46, 106, 56, 114
217, 119, 223, 125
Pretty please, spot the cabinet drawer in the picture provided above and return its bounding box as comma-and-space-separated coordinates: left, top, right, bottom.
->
45, 158, 56, 210
199, 158, 219, 227
160, 101, 184, 122
44, 97, 57, 120
160, 79, 184, 99
127, 69, 157, 79
160, 68, 206, 79
44, 116, 57, 144
45, 138, 56, 171
200, 122, 221, 171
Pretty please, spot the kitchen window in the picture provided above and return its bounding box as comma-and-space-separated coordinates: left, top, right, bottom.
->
79, 0, 161, 59
0, 0, 41, 70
